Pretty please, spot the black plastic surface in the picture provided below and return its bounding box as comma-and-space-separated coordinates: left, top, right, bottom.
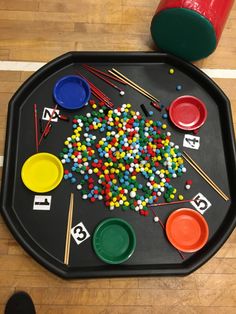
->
1, 52, 236, 278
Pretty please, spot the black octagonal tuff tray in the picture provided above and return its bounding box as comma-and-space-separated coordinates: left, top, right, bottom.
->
1, 52, 236, 278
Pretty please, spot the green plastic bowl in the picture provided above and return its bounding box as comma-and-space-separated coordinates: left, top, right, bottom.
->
93, 218, 136, 264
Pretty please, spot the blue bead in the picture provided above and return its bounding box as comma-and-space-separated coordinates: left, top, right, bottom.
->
64, 175, 68, 180
71, 178, 76, 184
176, 85, 182, 91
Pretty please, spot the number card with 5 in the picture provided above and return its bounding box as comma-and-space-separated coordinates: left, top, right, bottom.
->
191, 193, 212, 215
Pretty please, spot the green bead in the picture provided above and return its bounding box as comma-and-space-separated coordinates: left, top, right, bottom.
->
63, 148, 68, 153
122, 206, 129, 211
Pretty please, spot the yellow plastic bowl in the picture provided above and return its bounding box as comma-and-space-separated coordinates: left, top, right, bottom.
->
21, 153, 63, 193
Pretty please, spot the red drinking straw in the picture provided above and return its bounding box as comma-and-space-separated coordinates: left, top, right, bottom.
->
150, 207, 185, 260
83, 64, 126, 85
34, 104, 39, 152
82, 64, 125, 93
77, 72, 114, 108
38, 105, 58, 145
148, 199, 193, 207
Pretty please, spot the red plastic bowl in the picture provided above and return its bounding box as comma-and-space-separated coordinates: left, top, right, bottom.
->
169, 95, 207, 131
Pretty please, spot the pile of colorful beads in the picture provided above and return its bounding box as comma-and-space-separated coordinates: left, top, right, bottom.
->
59, 103, 186, 215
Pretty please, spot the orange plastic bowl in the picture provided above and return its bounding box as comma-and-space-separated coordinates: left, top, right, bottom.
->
166, 208, 209, 252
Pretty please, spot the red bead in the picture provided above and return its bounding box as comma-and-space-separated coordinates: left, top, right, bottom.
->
89, 99, 96, 105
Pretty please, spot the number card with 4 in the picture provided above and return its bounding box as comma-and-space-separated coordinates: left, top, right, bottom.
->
191, 193, 212, 215
183, 134, 200, 150
71, 222, 90, 246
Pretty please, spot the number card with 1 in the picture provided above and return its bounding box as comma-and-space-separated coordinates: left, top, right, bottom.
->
71, 222, 90, 246
191, 193, 212, 215
183, 134, 200, 150
33, 195, 52, 210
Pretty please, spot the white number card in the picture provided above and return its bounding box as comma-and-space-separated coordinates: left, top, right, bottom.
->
191, 193, 212, 214
183, 134, 200, 150
71, 222, 90, 246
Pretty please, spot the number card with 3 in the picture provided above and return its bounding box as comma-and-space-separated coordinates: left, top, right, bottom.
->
71, 222, 90, 246
191, 193, 212, 214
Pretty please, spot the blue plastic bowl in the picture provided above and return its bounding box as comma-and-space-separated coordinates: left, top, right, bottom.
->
53, 75, 91, 110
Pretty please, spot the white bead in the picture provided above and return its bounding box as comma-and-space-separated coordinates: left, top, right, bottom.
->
120, 90, 125, 96
88, 169, 93, 174
77, 184, 82, 190
182, 167, 187, 173
185, 184, 191, 190
135, 206, 139, 211
98, 195, 103, 200
82, 195, 88, 199
110, 206, 115, 211
154, 216, 159, 222
130, 191, 136, 198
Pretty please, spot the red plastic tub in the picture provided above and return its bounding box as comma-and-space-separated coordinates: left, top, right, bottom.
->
151, 0, 234, 61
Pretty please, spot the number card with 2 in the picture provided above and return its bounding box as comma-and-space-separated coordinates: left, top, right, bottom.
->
191, 193, 212, 214
71, 222, 90, 246
42, 107, 60, 122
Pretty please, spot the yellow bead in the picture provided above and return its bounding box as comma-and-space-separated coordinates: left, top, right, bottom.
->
124, 201, 129, 206
162, 124, 167, 129
64, 140, 69, 145
93, 168, 99, 173
178, 195, 184, 200
170, 194, 174, 199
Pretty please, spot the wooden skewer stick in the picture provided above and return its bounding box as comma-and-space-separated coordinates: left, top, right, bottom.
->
64, 193, 74, 265
111, 68, 160, 102
108, 70, 158, 103
182, 152, 229, 201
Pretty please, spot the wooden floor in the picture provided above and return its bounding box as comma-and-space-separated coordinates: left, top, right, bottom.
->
0, 1, 236, 313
